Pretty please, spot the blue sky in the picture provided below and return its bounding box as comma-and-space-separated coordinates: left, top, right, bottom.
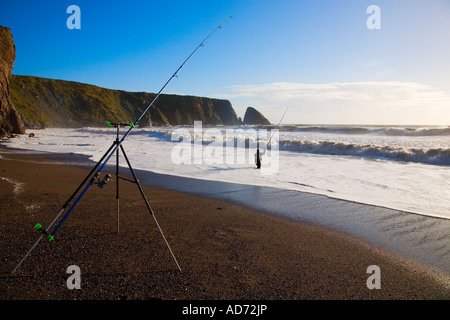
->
1, 0, 449, 125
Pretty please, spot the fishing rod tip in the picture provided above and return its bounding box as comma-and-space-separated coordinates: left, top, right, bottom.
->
220, 16, 233, 27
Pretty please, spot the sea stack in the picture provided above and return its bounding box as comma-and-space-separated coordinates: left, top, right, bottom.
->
0, 26, 25, 137
243, 106, 271, 125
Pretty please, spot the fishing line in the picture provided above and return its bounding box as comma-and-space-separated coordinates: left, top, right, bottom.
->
264, 106, 289, 152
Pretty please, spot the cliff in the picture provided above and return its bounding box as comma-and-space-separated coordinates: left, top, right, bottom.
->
10, 75, 243, 128
243, 106, 271, 125
0, 26, 26, 137
4, 26, 270, 129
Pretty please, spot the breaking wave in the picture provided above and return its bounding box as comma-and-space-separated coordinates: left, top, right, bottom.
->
278, 139, 450, 165
143, 125, 450, 166
277, 125, 450, 137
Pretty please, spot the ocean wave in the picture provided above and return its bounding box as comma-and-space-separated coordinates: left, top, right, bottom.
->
147, 127, 449, 165
275, 125, 450, 137
89, 124, 450, 139
279, 139, 450, 165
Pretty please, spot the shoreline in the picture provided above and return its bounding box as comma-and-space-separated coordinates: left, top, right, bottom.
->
128, 168, 450, 273
4, 145, 447, 274
0, 145, 449, 299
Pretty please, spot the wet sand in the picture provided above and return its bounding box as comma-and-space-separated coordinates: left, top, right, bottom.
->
129, 165, 450, 274
0, 150, 448, 301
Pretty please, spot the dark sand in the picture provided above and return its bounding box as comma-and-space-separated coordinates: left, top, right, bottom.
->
0, 151, 449, 300
122, 161, 450, 274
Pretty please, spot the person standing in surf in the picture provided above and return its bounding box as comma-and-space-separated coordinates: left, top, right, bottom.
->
255, 148, 261, 169
255, 106, 288, 170
255, 140, 264, 169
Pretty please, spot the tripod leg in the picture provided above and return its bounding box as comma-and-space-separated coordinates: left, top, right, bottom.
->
11, 234, 45, 275
116, 141, 120, 234
11, 206, 63, 274
120, 145, 182, 272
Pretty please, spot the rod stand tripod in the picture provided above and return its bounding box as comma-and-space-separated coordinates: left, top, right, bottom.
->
106, 121, 181, 271
12, 122, 181, 274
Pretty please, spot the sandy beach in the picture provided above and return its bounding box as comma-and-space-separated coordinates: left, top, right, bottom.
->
0, 148, 448, 301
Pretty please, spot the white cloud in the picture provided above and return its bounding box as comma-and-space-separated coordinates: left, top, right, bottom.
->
217, 81, 450, 125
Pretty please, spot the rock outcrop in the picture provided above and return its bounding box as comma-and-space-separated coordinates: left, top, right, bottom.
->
0, 26, 26, 137
243, 106, 271, 125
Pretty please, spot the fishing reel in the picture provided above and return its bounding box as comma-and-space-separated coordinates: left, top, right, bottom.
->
90, 172, 112, 188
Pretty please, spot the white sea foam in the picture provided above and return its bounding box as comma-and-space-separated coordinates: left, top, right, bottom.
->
3, 125, 449, 219
0, 177, 25, 196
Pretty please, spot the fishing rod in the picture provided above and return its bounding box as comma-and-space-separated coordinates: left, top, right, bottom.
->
12, 16, 232, 274
49, 15, 233, 240
255, 107, 288, 169
263, 106, 288, 152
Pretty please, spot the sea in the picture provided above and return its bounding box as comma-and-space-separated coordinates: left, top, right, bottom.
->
4, 124, 449, 220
